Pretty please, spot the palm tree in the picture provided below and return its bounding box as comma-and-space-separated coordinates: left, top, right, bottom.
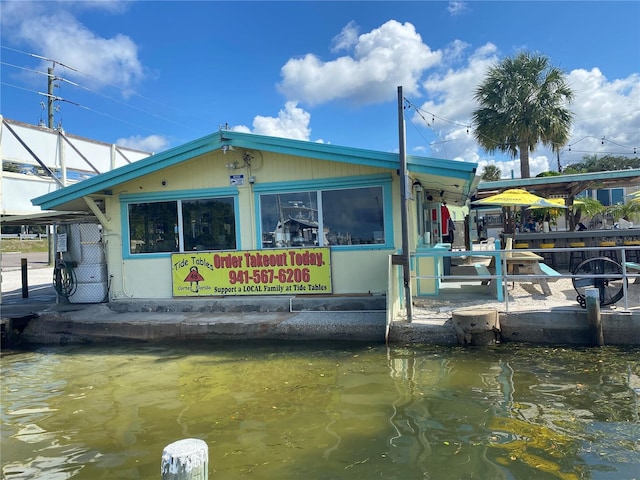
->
481, 164, 502, 181
472, 52, 574, 178
571, 196, 605, 230
607, 201, 640, 223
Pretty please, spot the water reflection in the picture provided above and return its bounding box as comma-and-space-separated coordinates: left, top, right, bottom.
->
1, 344, 638, 479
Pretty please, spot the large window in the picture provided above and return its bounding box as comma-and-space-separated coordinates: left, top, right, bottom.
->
128, 201, 178, 254
584, 188, 625, 206
259, 186, 385, 248
182, 198, 236, 251
128, 197, 236, 254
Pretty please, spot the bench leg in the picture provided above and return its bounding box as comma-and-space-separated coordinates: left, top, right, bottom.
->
539, 279, 552, 296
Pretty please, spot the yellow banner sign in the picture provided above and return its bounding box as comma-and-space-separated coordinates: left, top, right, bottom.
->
172, 248, 332, 297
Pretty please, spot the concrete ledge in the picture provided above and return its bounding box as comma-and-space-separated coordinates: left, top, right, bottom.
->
500, 309, 640, 345
387, 319, 459, 346
6, 300, 640, 347
108, 295, 387, 314
16, 303, 387, 345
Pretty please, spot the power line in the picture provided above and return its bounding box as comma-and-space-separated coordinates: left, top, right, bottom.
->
404, 97, 639, 156
1, 46, 211, 136
2, 82, 173, 134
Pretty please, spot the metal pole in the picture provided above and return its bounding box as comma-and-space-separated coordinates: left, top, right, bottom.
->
48, 67, 54, 129
397, 86, 412, 321
21, 258, 29, 298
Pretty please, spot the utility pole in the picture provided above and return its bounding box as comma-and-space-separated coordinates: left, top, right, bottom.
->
47, 65, 56, 267
47, 66, 54, 128
397, 86, 413, 322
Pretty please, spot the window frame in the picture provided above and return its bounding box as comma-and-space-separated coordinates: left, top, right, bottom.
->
253, 174, 394, 250
121, 188, 239, 259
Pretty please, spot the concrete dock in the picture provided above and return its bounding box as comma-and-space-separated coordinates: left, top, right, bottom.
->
2, 252, 640, 347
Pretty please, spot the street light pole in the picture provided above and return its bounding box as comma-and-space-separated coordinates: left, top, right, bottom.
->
397, 86, 413, 322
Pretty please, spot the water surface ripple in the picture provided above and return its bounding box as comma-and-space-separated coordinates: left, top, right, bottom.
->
2, 343, 639, 479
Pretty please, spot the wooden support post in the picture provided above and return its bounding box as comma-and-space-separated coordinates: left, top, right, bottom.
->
585, 288, 604, 346
21, 258, 28, 298
161, 438, 208, 480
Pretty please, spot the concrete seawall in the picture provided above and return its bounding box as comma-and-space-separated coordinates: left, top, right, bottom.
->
389, 309, 640, 346
12, 302, 387, 345
4, 300, 640, 347
3, 260, 640, 347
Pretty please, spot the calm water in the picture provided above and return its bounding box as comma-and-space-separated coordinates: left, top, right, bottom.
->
1, 342, 639, 480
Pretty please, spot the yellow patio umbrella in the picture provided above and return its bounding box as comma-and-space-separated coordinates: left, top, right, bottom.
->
527, 197, 582, 209
472, 189, 566, 208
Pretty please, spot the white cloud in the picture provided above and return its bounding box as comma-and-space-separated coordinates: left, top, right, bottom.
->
116, 134, 168, 153
405, 42, 639, 177
3, 3, 144, 95
447, 1, 468, 16
278, 20, 441, 106
565, 68, 640, 162
232, 101, 312, 141
331, 21, 359, 53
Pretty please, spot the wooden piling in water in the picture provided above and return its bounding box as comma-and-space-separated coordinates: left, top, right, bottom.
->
585, 288, 604, 346
452, 308, 500, 346
21, 258, 28, 298
161, 438, 208, 480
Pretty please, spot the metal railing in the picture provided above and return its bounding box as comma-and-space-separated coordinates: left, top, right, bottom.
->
408, 243, 640, 313
1, 233, 48, 240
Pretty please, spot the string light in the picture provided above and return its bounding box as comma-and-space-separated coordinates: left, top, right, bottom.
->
404, 97, 639, 158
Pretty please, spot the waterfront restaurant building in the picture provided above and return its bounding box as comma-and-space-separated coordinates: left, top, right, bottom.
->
32, 130, 478, 302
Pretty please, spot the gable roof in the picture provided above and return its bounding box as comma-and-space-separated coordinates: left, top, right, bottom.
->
32, 130, 478, 211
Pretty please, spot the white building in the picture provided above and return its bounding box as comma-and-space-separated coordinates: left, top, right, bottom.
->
1, 117, 151, 222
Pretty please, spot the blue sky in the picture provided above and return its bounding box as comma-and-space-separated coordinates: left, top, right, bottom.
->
1, 1, 639, 178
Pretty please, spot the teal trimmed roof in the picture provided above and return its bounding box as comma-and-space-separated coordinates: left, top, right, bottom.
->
33, 130, 478, 210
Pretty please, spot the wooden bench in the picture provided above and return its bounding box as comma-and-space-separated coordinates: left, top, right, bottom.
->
538, 263, 561, 281
624, 262, 640, 284
475, 262, 504, 300
474, 263, 491, 278
501, 260, 560, 296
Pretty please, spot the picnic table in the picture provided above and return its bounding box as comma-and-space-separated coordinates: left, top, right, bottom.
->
486, 250, 557, 296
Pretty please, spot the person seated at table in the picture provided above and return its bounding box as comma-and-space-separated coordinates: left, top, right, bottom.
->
524, 217, 538, 232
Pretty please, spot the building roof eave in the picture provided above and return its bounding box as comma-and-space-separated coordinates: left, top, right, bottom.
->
33, 130, 479, 211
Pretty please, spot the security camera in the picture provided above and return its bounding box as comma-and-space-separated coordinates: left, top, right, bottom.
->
161, 180, 168, 186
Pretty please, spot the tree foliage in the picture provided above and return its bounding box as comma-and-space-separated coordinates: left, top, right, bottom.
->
472, 52, 574, 179
563, 154, 640, 173
481, 164, 502, 181
606, 201, 640, 222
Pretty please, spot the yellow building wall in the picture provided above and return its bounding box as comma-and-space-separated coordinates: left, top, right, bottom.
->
99, 149, 398, 299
